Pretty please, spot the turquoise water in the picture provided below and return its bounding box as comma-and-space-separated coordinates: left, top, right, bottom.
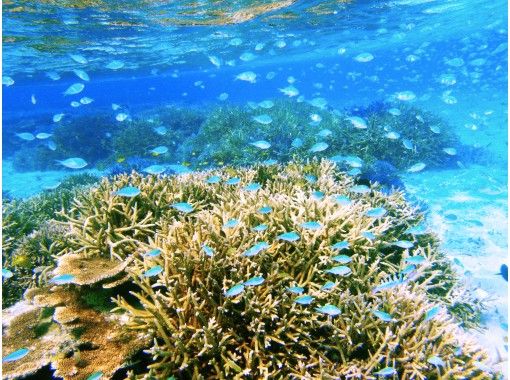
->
2, 0, 508, 378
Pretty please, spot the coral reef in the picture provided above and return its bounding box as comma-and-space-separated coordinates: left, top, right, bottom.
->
2, 160, 496, 379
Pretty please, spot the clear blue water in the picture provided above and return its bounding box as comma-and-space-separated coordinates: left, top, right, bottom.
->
2, 0, 508, 377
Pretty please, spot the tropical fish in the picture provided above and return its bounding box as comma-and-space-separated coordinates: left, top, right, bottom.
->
144, 265, 163, 278
250, 140, 271, 149
385, 131, 400, 140
300, 221, 322, 230
31, 94, 37, 104
80, 97, 94, 105
332, 255, 352, 264
258, 206, 272, 214
286, 286, 304, 294
223, 219, 240, 229
50, 274, 75, 285
86, 371, 103, 380
362, 231, 376, 241
3, 76, 15, 86
405, 224, 426, 235
331, 241, 350, 250
240, 52, 256, 61
253, 115, 272, 124
317, 129, 332, 138
252, 224, 268, 232
3, 348, 30, 362
365, 207, 387, 218
145, 249, 161, 257
171, 202, 194, 213
225, 177, 241, 185
443, 147, 457, 155
143, 165, 166, 175
497, 264, 508, 281
309, 142, 329, 153
16, 132, 35, 141
69, 54, 88, 64
424, 305, 441, 321
294, 295, 314, 305
53, 113, 65, 122
244, 276, 265, 286
47, 141, 57, 151
392, 240, 414, 249
279, 85, 299, 97
388, 108, 401, 116
309, 97, 328, 109
311, 191, 324, 200
105, 60, 125, 70
229, 37, 243, 46
325, 266, 352, 276
116, 113, 129, 122
225, 283, 245, 297
374, 367, 397, 376
150, 146, 169, 155
46, 72, 61, 81
114, 186, 141, 197
73, 69, 90, 81
258, 100, 274, 109
373, 310, 395, 322
243, 242, 270, 257
405, 255, 425, 265
402, 138, 414, 150
63, 83, 85, 96
350, 185, 370, 194
315, 304, 341, 316
244, 183, 262, 191
2, 268, 14, 279
395, 90, 416, 101
291, 137, 304, 148
57, 157, 88, 169
304, 174, 317, 184
70, 101, 81, 108
407, 162, 426, 173
218, 92, 229, 101
354, 52, 374, 62
236, 71, 257, 83
278, 231, 300, 242
321, 281, 336, 291
208, 55, 221, 68
332, 195, 351, 206
206, 175, 221, 184
346, 116, 368, 129
430, 125, 441, 134
427, 356, 445, 367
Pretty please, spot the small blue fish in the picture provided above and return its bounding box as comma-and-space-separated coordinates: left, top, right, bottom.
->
253, 114, 272, 124
144, 265, 163, 278
50, 274, 75, 285
321, 281, 336, 291
374, 367, 397, 376
57, 157, 88, 169
258, 206, 272, 214
145, 249, 161, 257
250, 140, 271, 149
3, 348, 30, 362
453, 258, 464, 267
304, 174, 317, 184
325, 266, 352, 276
373, 310, 395, 322
171, 202, 194, 213
2, 268, 13, 279
143, 165, 166, 175
427, 356, 445, 367
424, 305, 441, 321
244, 183, 262, 192
225, 283, 245, 297
362, 231, 376, 241
202, 244, 214, 257
311, 191, 325, 200
287, 286, 304, 294
315, 304, 341, 316
331, 241, 349, 250
331, 195, 351, 206
347, 168, 361, 176
366, 207, 387, 218
294, 295, 314, 305
332, 255, 352, 264
223, 219, 240, 229
278, 231, 300, 242
63, 83, 85, 96
300, 221, 322, 230
86, 371, 103, 380
263, 159, 277, 165
291, 138, 304, 148
243, 242, 270, 257
405, 224, 427, 235
225, 177, 241, 185
350, 185, 370, 194
393, 240, 414, 249
405, 255, 425, 265
244, 276, 265, 286
309, 142, 329, 153
206, 175, 221, 184
400, 264, 416, 275
114, 186, 141, 197
252, 224, 268, 232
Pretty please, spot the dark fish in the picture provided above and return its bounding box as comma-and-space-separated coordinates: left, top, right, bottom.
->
497, 264, 508, 281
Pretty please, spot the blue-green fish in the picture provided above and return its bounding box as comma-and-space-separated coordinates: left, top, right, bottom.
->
202, 244, 214, 257
144, 265, 163, 278
332, 255, 352, 264
286, 286, 304, 294
366, 207, 387, 218
253, 114, 272, 124
243, 242, 269, 257
225, 177, 241, 185
401, 264, 416, 275
258, 206, 272, 214
350, 185, 370, 194
348, 168, 361, 176
424, 305, 441, 321
374, 367, 397, 376
402, 138, 414, 150
143, 165, 166, 175
69, 54, 88, 64
311, 191, 325, 200
325, 266, 352, 276
50, 274, 75, 285
223, 219, 239, 229
86, 371, 103, 380
2, 76, 14, 86
321, 281, 336, 291
2, 268, 13, 279
304, 174, 317, 184
225, 283, 245, 297
405, 224, 427, 235
405, 255, 425, 265
332, 195, 351, 206
16, 132, 35, 141
345, 116, 368, 129
427, 356, 445, 367
407, 162, 426, 173
331, 241, 350, 250
291, 137, 304, 148
145, 249, 161, 257
294, 295, 314, 305
171, 202, 194, 213
150, 146, 169, 155
114, 186, 141, 197
252, 224, 268, 232
263, 159, 277, 165
315, 304, 341, 316
300, 221, 322, 230
244, 183, 262, 191
278, 231, 300, 242
206, 175, 221, 184
244, 276, 265, 286
57, 157, 88, 169
258, 100, 274, 109
105, 60, 125, 70
393, 240, 414, 249
63, 83, 85, 96
373, 310, 395, 322
3, 348, 30, 362
73, 69, 90, 81
362, 231, 376, 241
309, 142, 329, 153
250, 140, 271, 149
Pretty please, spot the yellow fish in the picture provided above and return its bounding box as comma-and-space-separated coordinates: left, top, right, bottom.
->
116, 156, 126, 163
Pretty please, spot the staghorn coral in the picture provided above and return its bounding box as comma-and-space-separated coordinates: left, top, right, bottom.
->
2, 160, 495, 379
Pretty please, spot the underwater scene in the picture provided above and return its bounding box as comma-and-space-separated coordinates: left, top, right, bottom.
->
1, 0, 508, 379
